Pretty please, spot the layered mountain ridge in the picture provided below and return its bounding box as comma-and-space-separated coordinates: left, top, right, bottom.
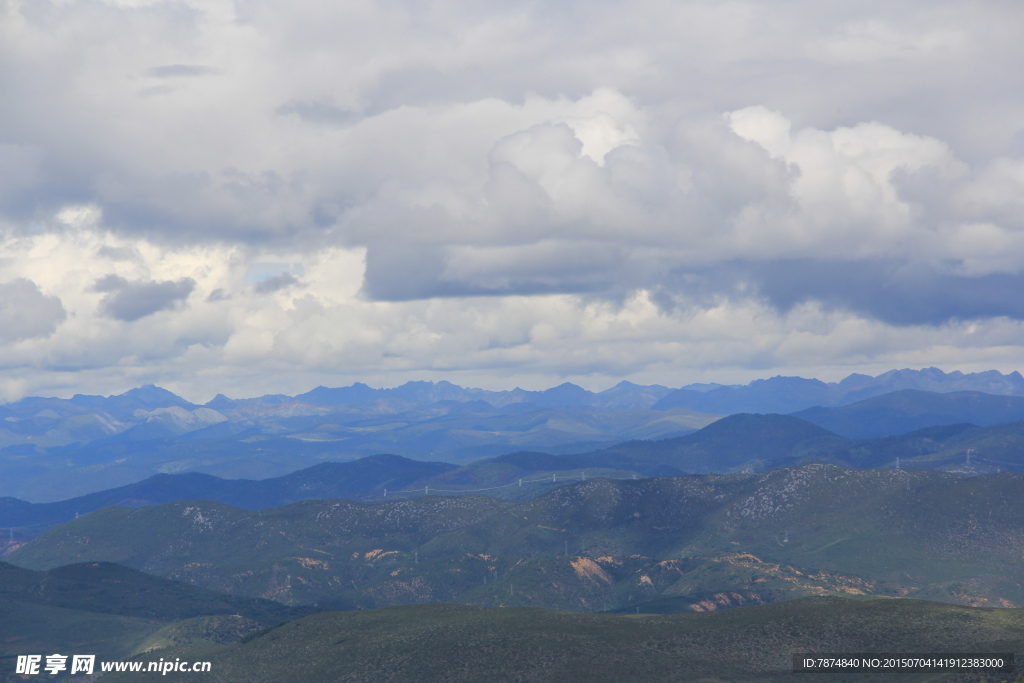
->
10, 406, 1024, 539
4, 367, 1024, 504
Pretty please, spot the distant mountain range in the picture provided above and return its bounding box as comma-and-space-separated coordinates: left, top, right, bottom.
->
5, 367, 1023, 452
4, 366, 1024, 503
653, 366, 1024, 413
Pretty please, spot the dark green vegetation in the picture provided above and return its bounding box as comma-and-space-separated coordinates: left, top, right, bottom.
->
0, 453, 653, 550
102, 598, 1024, 682
794, 390, 1024, 438
0, 561, 310, 623
0, 595, 159, 679
0, 561, 314, 680
12, 465, 1024, 613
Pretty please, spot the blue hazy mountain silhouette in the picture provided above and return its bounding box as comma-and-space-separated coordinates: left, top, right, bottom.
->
4, 367, 1024, 501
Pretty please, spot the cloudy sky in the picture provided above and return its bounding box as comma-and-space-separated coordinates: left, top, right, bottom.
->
1, 0, 1023, 401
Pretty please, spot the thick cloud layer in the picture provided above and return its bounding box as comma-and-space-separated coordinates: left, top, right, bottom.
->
93, 274, 195, 321
0, 0, 1023, 399
0, 279, 66, 343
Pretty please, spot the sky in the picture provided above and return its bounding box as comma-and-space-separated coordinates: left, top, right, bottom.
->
1, 0, 1024, 402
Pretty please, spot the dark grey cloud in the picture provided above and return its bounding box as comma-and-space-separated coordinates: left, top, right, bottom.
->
254, 273, 300, 294
277, 100, 361, 126
146, 64, 219, 78
0, 279, 66, 342
93, 275, 195, 321
360, 244, 449, 300
361, 240, 629, 301
96, 245, 140, 261
754, 261, 1024, 326
654, 260, 1024, 327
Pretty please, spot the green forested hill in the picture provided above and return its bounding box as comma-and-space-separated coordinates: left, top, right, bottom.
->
0, 599, 162, 677
12, 465, 1024, 613
0, 561, 309, 623
101, 598, 1024, 683
0, 561, 315, 680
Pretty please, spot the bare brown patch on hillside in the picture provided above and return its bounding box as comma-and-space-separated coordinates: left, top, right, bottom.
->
571, 558, 612, 584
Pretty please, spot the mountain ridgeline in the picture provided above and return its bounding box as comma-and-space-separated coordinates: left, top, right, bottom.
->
5, 367, 1024, 503
8, 405, 1024, 540
0, 454, 457, 531
653, 367, 1024, 413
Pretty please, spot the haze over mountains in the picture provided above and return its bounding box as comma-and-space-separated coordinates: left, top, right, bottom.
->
653, 367, 1024, 413
793, 389, 1024, 439
4, 367, 1024, 502
6, 367, 1023, 454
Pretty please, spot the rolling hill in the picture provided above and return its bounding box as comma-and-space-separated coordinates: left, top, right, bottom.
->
588, 413, 850, 472
0, 561, 315, 680
0, 454, 457, 532
12, 464, 1024, 613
